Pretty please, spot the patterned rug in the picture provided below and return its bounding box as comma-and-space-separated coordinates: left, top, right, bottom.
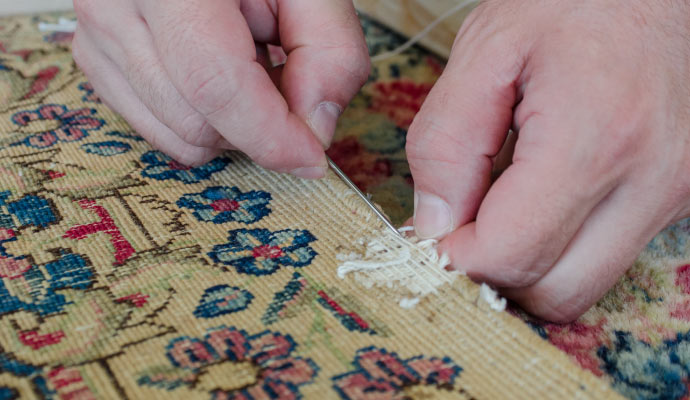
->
0, 10, 683, 400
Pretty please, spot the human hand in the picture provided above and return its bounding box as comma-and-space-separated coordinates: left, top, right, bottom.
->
406, 0, 690, 321
72, 0, 369, 177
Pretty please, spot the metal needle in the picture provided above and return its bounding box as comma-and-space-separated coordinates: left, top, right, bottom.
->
326, 156, 402, 238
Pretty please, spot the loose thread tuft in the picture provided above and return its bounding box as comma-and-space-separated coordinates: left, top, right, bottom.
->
479, 283, 507, 311
336, 228, 458, 306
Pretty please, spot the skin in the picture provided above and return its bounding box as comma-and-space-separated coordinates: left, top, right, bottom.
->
71, 0, 370, 176
73, 0, 690, 322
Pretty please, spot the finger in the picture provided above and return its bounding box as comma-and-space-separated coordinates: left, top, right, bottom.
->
502, 183, 672, 322
138, 0, 327, 177
72, 31, 222, 166
75, 3, 231, 149
406, 13, 523, 240
436, 28, 646, 288
277, 0, 370, 147
438, 137, 615, 288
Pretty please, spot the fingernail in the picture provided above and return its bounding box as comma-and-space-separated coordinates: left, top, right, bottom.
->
290, 165, 327, 180
308, 101, 342, 148
413, 191, 453, 239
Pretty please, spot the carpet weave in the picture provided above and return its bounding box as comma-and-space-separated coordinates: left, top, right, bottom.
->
0, 10, 672, 400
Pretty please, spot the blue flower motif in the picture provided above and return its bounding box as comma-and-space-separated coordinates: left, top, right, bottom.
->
106, 131, 144, 141
140, 151, 231, 184
0, 191, 91, 317
1, 192, 57, 229
598, 331, 690, 400
0, 386, 17, 399
209, 229, 317, 276
0, 251, 92, 316
177, 186, 271, 224
193, 285, 254, 319
81, 141, 132, 156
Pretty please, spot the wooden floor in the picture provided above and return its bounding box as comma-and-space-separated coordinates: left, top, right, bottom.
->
354, 0, 476, 58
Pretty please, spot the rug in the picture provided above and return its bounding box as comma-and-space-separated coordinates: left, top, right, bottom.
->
0, 10, 672, 400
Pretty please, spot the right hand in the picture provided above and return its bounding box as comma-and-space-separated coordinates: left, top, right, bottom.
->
72, 0, 370, 177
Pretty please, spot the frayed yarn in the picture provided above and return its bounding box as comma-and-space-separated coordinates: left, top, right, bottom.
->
479, 283, 507, 312
38, 18, 77, 32
337, 228, 458, 307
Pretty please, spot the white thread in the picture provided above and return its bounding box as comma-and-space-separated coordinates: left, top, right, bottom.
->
399, 297, 420, 308
369, 0, 476, 63
479, 283, 506, 311
38, 18, 77, 32
337, 228, 458, 307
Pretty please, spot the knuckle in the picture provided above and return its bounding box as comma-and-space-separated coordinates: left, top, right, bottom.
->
340, 44, 371, 86
405, 118, 469, 164
180, 61, 241, 117
177, 114, 215, 147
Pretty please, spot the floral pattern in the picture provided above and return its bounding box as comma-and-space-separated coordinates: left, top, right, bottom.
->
0, 249, 91, 316
331, 347, 462, 399
11, 104, 104, 148
0, 191, 92, 316
261, 272, 311, 325
598, 331, 690, 399
4, 10, 690, 400
81, 140, 132, 156
194, 285, 254, 319
138, 326, 318, 398
317, 290, 377, 335
77, 81, 100, 103
208, 229, 317, 276
140, 151, 231, 184
177, 186, 271, 224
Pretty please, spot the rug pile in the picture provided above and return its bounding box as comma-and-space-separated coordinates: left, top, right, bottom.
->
0, 11, 685, 399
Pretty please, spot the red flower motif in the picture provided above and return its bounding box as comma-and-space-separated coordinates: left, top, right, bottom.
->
541, 319, 609, 376
23, 66, 59, 100
210, 199, 240, 212
116, 293, 150, 308
47, 366, 96, 399
150, 326, 317, 398
0, 257, 32, 280
676, 264, 690, 295
18, 329, 65, 350
252, 244, 284, 260
327, 137, 392, 192
332, 347, 462, 399
369, 80, 434, 129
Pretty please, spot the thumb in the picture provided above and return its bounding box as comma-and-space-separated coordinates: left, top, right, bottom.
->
407, 16, 524, 239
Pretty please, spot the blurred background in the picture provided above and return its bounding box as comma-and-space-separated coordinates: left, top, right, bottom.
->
0, 0, 72, 15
